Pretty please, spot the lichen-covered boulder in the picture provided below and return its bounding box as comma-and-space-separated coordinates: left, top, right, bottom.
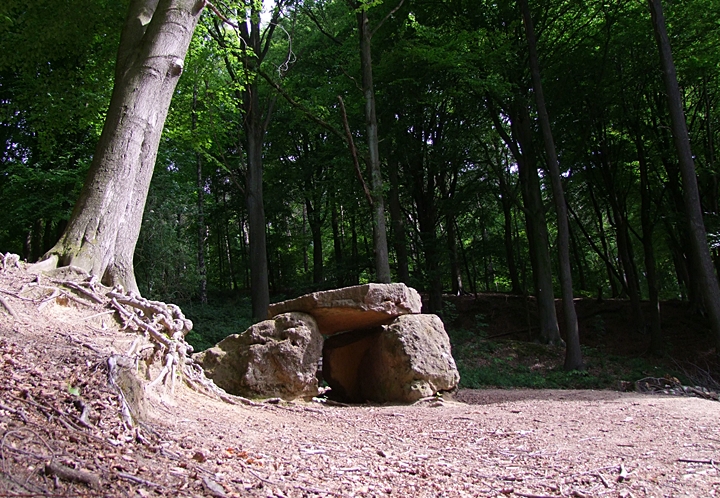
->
323, 314, 459, 403
267, 283, 422, 335
193, 312, 322, 400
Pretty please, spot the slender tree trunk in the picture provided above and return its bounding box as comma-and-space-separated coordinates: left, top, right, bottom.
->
357, 9, 391, 283
520, 0, 581, 369
350, 212, 360, 285
649, 0, 720, 347
447, 212, 463, 296
389, 162, 410, 283
569, 222, 587, 292
497, 168, 522, 294
43, 0, 204, 293
587, 185, 621, 296
331, 196, 344, 287
306, 198, 324, 285
636, 134, 662, 353
513, 104, 562, 345
192, 83, 208, 304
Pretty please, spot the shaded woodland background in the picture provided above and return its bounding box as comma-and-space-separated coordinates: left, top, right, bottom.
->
2, 0, 719, 362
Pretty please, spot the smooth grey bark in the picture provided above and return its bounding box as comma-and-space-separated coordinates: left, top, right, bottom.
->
356, 8, 391, 283
649, 0, 720, 348
520, 0, 582, 369
44, 0, 204, 293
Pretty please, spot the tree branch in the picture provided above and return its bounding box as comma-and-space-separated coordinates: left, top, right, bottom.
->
301, 5, 342, 45
338, 96, 374, 208
370, 0, 406, 39
257, 69, 345, 142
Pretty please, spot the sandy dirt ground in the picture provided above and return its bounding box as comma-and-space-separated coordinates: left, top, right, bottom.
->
0, 263, 719, 497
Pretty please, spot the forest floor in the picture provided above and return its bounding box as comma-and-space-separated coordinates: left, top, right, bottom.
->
1, 263, 719, 497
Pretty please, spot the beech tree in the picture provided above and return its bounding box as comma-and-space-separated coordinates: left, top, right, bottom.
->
648, 0, 720, 347
345, 0, 407, 284
519, 0, 582, 369
36, 0, 205, 293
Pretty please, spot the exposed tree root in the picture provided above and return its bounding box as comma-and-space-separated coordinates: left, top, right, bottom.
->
3, 253, 233, 428
0, 295, 19, 320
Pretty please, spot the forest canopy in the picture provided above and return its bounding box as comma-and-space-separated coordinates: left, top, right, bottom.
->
1, 0, 719, 356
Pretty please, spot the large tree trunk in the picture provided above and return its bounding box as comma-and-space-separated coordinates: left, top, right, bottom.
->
43, 0, 203, 293
520, 0, 581, 369
357, 8, 391, 283
649, 0, 720, 348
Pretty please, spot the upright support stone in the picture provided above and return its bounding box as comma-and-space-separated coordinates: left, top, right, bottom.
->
193, 312, 322, 400
323, 314, 460, 403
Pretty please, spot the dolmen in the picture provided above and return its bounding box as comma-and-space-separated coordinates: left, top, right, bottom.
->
193, 283, 460, 403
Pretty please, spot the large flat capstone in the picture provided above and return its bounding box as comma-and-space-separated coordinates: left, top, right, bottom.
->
267, 283, 422, 336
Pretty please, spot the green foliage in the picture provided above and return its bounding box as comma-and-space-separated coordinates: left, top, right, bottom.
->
134, 166, 200, 303
0, 0, 124, 258
183, 297, 254, 352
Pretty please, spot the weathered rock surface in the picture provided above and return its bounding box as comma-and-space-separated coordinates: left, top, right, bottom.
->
193, 312, 322, 400
267, 283, 422, 335
323, 314, 460, 403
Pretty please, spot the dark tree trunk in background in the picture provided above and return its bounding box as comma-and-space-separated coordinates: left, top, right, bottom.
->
350, 212, 360, 285
636, 134, 663, 354
495, 157, 522, 294
512, 103, 562, 345
488, 94, 560, 342
192, 83, 208, 304
412, 172, 442, 313
586, 185, 620, 297
596, 148, 645, 331
520, 0, 582, 369
42, 0, 204, 293
447, 212, 463, 296
331, 196, 345, 287
306, 197, 324, 285
389, 162, 410, 283
649, 0, 720, 348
